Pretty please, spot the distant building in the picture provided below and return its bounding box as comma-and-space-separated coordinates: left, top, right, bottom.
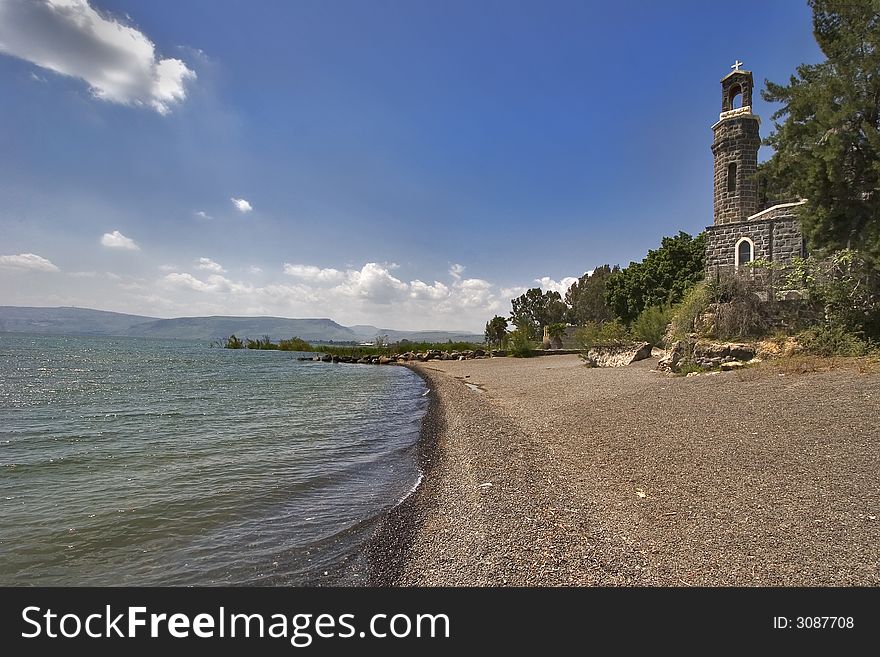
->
704, 62, 806, 294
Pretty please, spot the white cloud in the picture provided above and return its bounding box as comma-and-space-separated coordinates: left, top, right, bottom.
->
276, 262, 504, 319
194, 210, 212, 220
334, 262, 409, 303
536, 275, 580, 296
7, 258, 538, 332
249, 265, 263, 274
101, 230, 139, 250
196, 257, 226, 273
29, 71, 47, 82
230, 197, 252, 213
499, 285, 528, 299
161, 272, 212, 292
449, 263, 465, 279
454, 278, 495, 308
409, 279, 450, 301
161, 272, 252, 295
0, 252, 60, 272
0, 0, 196, 115
283, 263, 344, 284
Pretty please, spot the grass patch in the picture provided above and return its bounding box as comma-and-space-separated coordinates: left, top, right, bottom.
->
667, 282, 711, 342
676, 362, 714, 376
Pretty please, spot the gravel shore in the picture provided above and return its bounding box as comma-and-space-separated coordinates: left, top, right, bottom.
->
369, 354, 879, 586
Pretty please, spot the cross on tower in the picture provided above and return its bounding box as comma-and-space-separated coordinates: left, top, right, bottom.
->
731, 60, 743, 71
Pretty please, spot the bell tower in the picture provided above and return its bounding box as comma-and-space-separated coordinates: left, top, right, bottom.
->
711, 61, 761, 225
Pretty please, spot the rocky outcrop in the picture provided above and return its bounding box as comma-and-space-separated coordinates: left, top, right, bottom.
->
309, 349, 493, 366
657, 340, 685, 372
693, 341, 756, 364
583, 342, 652, 368
657, 338, 758, 373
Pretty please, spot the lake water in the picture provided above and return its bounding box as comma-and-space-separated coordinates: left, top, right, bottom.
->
0, 333, 427, 585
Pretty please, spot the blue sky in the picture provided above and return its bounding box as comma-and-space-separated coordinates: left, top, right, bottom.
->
0, 0, 822, 330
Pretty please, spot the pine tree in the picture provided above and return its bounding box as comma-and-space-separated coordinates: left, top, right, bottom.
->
761, 0, 880, 259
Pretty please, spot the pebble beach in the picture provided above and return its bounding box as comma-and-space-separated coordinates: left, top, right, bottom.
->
369, 354, 880, 586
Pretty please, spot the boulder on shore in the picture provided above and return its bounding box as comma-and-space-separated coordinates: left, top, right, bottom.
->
583, 342, 652, 368
658, 339, 759, 373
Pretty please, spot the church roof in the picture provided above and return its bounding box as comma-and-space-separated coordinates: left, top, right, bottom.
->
721, 69, 753, 82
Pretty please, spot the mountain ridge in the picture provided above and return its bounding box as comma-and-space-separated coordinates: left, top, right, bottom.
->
0, 306, 482, 343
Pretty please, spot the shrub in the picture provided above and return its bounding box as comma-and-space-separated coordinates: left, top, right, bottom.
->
547, 322, 567, 339
706, 274, 767, 340
575, 320, 630, 348
507, 328, 535, 357
630, 304, 672, 347
278, 337, 313, 351
667, 282, 711, 343
797, 325, 871, 357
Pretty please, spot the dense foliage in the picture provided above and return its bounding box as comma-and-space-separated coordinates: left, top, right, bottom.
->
574, 320, 629, 348
509, 287, 567, 340
782, 250, 880, 339
629, 304, 673, 347
506, 327, 535, 357
220, 334, 313, 351
484, 315, 509, 349
761, 0, 880, 260
564, 265, 618, 325
604, 232, 706, 324
279, 337, 314, 351
316, 340, 483, 358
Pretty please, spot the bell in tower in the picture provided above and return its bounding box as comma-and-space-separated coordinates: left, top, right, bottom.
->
711, 61, 761, 225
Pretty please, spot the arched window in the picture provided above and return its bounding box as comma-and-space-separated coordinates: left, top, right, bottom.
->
735, 237, 754, 268
729, 84, 743, 109
727, 162, 737, 193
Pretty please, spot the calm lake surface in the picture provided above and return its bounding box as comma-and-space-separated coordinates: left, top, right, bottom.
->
0, 333, 427, 585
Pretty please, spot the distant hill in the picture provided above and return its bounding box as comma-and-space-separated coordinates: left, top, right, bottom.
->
0, 306, 482, 343
0, 306, 156, 336
348, 324, 485, 344
128, 316, 358, 342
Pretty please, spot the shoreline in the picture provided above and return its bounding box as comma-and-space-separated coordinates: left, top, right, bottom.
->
364, 354, 880, 586
365, 364, 443, 585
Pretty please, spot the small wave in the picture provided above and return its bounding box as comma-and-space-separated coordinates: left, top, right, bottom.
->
394, 471, 424, 506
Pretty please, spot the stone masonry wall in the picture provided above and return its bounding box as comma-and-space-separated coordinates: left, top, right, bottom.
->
721, 70, 753, 113
706, 220, 771, 270
770, 217, 805, 264
705, 207, 805, 272
712, 116, 761, 225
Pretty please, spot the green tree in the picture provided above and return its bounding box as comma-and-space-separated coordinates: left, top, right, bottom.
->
509, 287, 568, 340
484, 315, 509, 349
605, 231, 706, 324
760, 0, 880, 259
564, 264, 619, 325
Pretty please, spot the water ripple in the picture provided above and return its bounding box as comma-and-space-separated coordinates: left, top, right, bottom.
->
0, 333, 427, 585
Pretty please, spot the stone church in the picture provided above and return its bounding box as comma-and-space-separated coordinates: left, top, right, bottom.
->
704, 63, 806, 290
